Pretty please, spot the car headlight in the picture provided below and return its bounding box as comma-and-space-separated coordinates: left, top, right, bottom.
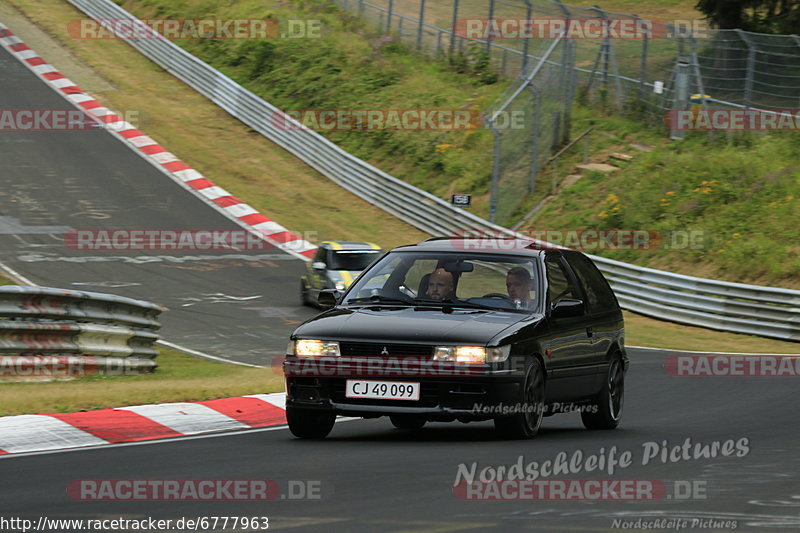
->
487, 345, 511, 363
294, 339, 341, 357
434, 346, 487, 364
432, 345, 510, 364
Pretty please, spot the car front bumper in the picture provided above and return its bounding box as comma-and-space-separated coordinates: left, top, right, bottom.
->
284, 366, 524, 420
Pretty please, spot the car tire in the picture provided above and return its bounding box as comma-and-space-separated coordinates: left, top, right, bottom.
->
286, 406, 336, 439
300, 279, 311, 307
389, 414, 426, 430
494, 358, 545, 439
581, 355, 624, 430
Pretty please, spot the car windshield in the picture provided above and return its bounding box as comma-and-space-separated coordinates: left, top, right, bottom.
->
342, 251, 541, 312
328, 250, 382, 271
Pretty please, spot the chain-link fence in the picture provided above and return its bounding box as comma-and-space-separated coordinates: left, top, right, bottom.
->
331, 0, 800, 225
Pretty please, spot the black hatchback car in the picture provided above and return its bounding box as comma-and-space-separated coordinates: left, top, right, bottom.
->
284, 237, 627, 439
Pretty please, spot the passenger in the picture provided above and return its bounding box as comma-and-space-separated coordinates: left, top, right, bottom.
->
506, 267, 534, 310
426, 268, 455, 301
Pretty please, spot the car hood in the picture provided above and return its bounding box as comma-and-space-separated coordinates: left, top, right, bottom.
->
293, 306, 543, 345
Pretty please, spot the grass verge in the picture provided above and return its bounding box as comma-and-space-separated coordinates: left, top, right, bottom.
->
623, 312, 799, 354
0, 347, 283, 417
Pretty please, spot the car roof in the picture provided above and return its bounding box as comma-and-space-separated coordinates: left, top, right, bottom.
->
392, 237, 553, 257
319, 241, 382, 251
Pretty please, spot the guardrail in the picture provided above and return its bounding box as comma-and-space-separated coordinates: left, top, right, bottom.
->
0, 286, 163, 378
65, 0, 800, 342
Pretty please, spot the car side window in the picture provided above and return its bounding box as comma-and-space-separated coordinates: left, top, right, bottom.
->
545, 255, 577, 306
568, 254, 617, 312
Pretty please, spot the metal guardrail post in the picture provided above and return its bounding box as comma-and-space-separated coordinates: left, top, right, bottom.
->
386, 0, 393, 33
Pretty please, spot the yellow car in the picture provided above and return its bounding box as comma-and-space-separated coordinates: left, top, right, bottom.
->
301, 241, 383, 307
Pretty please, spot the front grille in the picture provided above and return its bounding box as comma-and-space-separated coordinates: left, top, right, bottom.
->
339, 342, 433, 357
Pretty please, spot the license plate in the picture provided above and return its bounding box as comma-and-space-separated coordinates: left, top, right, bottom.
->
345, 380, 420, 401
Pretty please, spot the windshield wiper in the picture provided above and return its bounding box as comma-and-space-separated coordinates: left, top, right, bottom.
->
346, 294, 415, 306
410, 298, 497, 311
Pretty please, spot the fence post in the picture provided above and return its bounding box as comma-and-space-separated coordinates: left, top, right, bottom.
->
450, 0, 460, 55
689, 37, 713, 139
794, 35, 800, 107
358, 0, 365, 18
417, 0, 426, 51
529, 85, 542, 194
386, 0, 393, 33
636, 15, 648, 107
670, 57, 691, 140
592, 7, 611, 98
486, 0, 496, 55
736, 30, 755, 110
489, 125, 502, 223
521, 0, 533, 75
554, 0, 572, 143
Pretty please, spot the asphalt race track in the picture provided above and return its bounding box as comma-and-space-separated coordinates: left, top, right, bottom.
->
1, 350, 798, 532
0, 44, 319, 365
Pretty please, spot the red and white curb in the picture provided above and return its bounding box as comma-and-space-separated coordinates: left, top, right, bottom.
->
0, 393, 287, 455
0, 23, 316, 261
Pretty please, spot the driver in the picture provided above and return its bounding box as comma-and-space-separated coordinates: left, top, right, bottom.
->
506, 267, 533, 310
426, 268, 454, 301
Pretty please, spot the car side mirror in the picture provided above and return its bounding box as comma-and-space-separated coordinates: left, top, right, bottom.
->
550, 298, 584, 318
318, 289, 341, 308
312, 261, 327, 270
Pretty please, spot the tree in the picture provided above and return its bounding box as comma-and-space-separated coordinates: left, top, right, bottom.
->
696, 0, 800, 33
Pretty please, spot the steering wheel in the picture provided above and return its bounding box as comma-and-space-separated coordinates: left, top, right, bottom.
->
482, 293, 514, 302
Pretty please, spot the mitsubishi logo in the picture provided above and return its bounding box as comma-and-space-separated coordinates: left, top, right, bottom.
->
381, 346, 389, 355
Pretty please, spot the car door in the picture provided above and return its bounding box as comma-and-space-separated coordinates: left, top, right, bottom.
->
541, 251, 596, 401
563, 251, 624, 388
